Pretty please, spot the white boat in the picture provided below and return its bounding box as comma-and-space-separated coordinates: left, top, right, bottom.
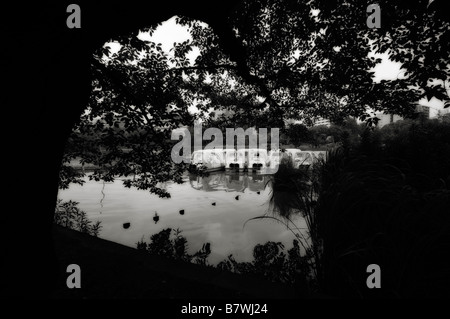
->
247, 148, 268, 172
294, 151, 313, 168
287, 150, 328, 168
227, 148, 247, 172
266, 149, 283, 172
311, 150, 328, 162
223, 149, 237, 172
280, 148, 302, 168
189, 149, 225, 173
266, 149, 328, 171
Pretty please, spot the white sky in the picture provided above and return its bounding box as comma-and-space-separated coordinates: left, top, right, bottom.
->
104, 15, 447, 114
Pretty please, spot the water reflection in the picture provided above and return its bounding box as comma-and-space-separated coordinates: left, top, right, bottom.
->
189, 172, 271, 193
57, 171, 305, 265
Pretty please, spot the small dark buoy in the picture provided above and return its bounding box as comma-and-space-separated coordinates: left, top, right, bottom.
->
235, 195, 240, 200
257, 191, 260, 195
153, 212, 159, 223
212, 202, 216, 206
123, 222, 130, 229
179, 209, 185, 215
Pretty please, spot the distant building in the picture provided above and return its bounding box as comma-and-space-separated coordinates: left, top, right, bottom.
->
312, 117, 331, 127
415, 104, 450, 119
415, 104, 430, 119
374, 103, 450, 128
374, 112, 403, 128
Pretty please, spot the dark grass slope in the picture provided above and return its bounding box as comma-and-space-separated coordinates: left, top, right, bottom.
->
50, 225, 300, 299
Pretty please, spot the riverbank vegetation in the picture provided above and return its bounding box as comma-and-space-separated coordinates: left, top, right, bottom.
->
56, 117, 450, 297
279, 118, 450, 297
57, 117, 450, 298
134, 118, 450, 298
54, 200, 102, 237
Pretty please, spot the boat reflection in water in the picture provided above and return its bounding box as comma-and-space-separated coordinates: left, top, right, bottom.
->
189, 171, 271, 193
58, 169, 307, 265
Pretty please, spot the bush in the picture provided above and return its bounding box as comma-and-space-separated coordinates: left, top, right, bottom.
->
314, 120, 450, 297
138, 227, 314, 291
217, 239, 313, 289
266, 119, 450, 297
283, 123, 313, 146
308, 118, 364, 150
137, 228, 212, 266
54, 199, 102, 237
380, 119, 450, 188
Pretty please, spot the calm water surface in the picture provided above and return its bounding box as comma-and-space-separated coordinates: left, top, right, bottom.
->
57, 172, 306, 265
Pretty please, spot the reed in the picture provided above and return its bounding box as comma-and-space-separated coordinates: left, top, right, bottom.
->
263, 119, 450, 297
54, 199, 102, 237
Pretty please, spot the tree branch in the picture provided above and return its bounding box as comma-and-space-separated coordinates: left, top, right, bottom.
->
196, 20, 283, 110
92, 56, 152, 124
166, 64, 237, 73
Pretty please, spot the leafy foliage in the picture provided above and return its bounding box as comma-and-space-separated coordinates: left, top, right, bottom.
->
54, 200, 102, 237
262, 157, 329, 290
264, 118, 450, 297
314, 119, 450, 297
61, 0, 449, 197
217, 240, 312, 287
281, 123, 313, 146
131, 119, 450, 297
182, 0, 449, 126
61, 32, 196, 197
58, 164, 86, 190
137, 228, 212, 266
138, 228, 313, 289
380, 118, 450, 185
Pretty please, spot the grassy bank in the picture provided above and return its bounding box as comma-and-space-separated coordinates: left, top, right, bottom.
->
50, 225, 305, 299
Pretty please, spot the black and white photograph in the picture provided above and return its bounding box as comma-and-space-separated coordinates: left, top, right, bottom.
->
3, 0, 450, 307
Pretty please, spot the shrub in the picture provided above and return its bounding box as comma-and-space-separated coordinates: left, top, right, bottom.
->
217, 239, 312, 288
314, 121, 450, 297
54, 199, 102, 237
137, 228, 212, 266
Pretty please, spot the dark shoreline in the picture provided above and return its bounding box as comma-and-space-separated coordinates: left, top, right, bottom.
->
49, 225, 305, 299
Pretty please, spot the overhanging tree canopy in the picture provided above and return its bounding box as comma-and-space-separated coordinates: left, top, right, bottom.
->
61, 0, 450, 196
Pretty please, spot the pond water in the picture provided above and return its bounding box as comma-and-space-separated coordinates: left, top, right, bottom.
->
57, 171, 306, 265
